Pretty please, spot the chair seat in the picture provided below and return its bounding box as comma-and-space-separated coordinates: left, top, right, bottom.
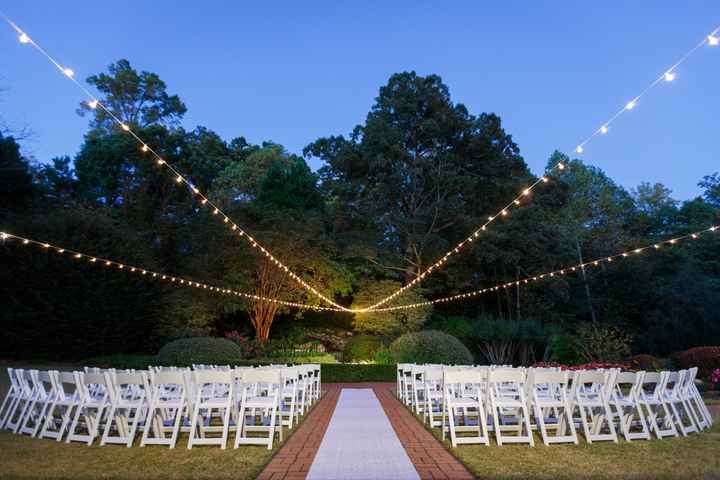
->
244, 396, 277, 408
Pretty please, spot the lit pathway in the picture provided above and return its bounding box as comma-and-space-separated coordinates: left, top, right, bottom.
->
306, 388, 420, 480
257, 383, 473, 480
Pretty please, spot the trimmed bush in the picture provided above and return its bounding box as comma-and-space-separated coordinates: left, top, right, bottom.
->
84, 354, 157, 370
343, 335, 385, 362
321, 364, 396, 383
156, 337, 243, 366
390, 330, 473, 365
672, 346, 720, 377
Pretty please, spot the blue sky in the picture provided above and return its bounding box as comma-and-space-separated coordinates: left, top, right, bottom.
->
1, 1, 718, 200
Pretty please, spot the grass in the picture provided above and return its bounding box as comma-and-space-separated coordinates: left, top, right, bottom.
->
418, 406, 720, 479
0, 432, 277, 480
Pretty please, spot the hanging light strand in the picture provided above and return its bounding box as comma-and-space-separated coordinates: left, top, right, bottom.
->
3, 13, 718, 313
356, 23, 720, 312
368, 225, 719, 312
0, 231, 343, 312
0, 14, 351, 312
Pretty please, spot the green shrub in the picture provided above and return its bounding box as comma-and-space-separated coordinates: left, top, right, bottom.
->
390, 330, 473, 365
84, 354, 157, 369
321, 364, 396, 382
548, 333, 583, 364
575, 323, 632, 363
156, 337, 243, 366
343, 335, 385, 362
373, 346, 395, 365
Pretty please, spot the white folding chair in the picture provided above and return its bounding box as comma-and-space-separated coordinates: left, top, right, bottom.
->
527, 369, 578, 445
683, 367, 712, 430
140, 370, 190, 448
18, 370, 55, 437
443, 369, 490, 447
0, 368, 23, 429
280, 367, 299, 429
101, 371, 149, 447
608, 371, 650, 441
235, 368, 282, 449
570, 370, 618, 443
423, 367, 444, 427
411, 366, 426, 415
38, 371, 80, 441
638, 371, 678, 439
187, 369, 235, 449
488, 368, 534, 446
3, 369, 34, 432
664, 371, 698, 436
66, 371, 111, 445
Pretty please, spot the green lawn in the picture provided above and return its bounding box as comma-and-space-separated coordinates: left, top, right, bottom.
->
0, 431, 277, 480
424, 410, 720, 480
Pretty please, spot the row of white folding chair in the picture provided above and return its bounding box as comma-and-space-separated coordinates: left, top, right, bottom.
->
409, 365, 712, 447
0, 366, 314, 450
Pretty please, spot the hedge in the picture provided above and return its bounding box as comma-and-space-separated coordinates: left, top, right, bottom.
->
84, 353, 395, 382
390, 330, 473, 365
321, 364, 396, 383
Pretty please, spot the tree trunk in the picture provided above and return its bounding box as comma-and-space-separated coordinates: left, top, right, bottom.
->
575, 238, 597, 323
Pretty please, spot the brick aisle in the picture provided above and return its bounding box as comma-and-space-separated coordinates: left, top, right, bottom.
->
374, 384, 474, 480
257, 385, 340, 480
258, 383, 474, 480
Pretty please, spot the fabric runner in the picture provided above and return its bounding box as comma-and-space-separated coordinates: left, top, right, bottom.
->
306, 388, 420, 480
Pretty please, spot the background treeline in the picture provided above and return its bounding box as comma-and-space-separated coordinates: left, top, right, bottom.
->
1, 60, 718, 361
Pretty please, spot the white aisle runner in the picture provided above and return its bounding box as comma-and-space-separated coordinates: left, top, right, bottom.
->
307, 388, 420, 480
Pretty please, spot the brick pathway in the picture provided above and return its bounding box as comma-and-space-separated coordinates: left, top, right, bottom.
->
257, 383, 474, 480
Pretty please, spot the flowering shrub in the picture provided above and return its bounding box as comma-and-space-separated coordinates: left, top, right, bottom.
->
531, 361, 629, 371
224, 331, 266, 359
711, 368, 720, 390
672, 346, 720, 377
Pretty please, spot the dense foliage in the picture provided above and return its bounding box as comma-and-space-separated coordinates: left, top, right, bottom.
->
389, 330, 474, 365
156, 337, 244, 366
342, 335, 386, 362
1, 61, 719, 361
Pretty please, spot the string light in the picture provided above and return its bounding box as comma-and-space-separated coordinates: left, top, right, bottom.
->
88, 99, 98, 109
0, 14, 356, 312
709, 35, 719, 46
600, 125, 609, 134
664, 71, 676, 82
18, 32, 30, 43
368, 224, 720, 312
0, 231, 341, 312
3, 13, 717, 313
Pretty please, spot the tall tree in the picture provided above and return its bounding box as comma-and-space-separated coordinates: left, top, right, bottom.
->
77, 59, 187, 135
306, 72, 531, 287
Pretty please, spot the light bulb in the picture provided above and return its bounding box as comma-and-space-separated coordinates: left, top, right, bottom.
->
626, 100, 636, 110
575, 146, 583, 154
157, 159, 165, 165
121, 124, 130, 131
708, 35, 719, 46
175, 175, 183, 183
664, 71, 675, 82
600, 125, 608, 134
63, 68, 75, 78
141, 145, 148, 152
557, 162, 565, 170
19, 32, 30, 44
88, 100, 98, 109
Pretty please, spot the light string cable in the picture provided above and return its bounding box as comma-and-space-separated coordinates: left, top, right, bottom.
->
3, 13, 718, 313
369, 225, 719, 312
0, 231, 344, 312
0, 13, 351, 312
353, 23, 720, 312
